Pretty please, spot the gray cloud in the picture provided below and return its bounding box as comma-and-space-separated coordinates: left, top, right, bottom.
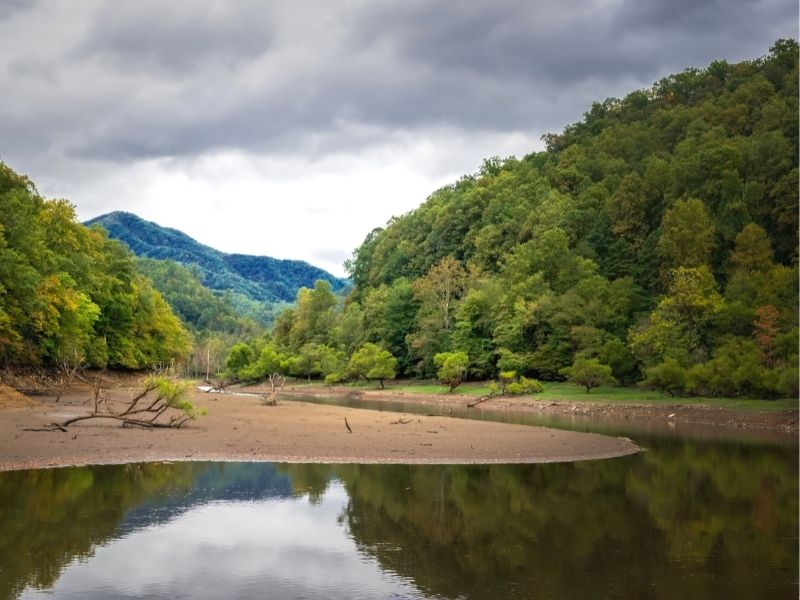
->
76, 1, 276, 74
0, 0, 33, 20
0, 0, 796, 168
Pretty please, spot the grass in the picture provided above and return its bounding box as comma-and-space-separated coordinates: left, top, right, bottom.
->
389, 380, 798, 411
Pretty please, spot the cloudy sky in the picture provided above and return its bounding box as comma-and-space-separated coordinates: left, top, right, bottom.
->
0, 1, 795, 276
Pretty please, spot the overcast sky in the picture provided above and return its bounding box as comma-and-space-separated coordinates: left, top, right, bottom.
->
0, 1, 795, 276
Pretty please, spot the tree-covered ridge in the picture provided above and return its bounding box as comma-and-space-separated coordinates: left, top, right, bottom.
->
86, 211, 348, 303
0, 165, 190, 369
332, 40, 796, 397
351, 40, 798, 288
136, 258, 266, 335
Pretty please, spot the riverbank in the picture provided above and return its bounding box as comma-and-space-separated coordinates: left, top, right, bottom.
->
0, 382, 639, 472
269, 382, 799, 435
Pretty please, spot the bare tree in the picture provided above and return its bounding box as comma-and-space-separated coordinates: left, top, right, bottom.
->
54, 348, 85, 404
260, 373, 285, 406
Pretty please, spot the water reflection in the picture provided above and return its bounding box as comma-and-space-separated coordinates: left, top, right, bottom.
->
1, 437, 797, 599
22, 483, 423, 600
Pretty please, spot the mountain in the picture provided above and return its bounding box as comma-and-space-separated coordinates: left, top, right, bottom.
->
85, 211, 348, 303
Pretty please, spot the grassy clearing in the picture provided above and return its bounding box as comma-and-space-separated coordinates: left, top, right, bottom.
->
389, 380, 798, 411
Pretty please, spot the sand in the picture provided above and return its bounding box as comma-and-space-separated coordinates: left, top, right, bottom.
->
0, 384, 639, 471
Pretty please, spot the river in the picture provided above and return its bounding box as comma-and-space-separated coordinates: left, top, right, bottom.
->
1, 398, 796, 599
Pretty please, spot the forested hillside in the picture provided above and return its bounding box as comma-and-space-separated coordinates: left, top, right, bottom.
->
86, 212, 348, 303
0, 165, 190, 369
230, 40, 798, 398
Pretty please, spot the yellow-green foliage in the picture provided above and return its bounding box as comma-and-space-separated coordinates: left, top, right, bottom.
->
0, 164, 190, 369
506, 376, 545, 395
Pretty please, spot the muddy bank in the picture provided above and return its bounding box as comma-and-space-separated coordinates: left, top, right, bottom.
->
0, 385, 639, 472
273, 385, 799, 435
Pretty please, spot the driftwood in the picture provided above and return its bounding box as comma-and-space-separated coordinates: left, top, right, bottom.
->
344, 417, 353, 433
467, 392, 499, 408
44, 377, 199, 430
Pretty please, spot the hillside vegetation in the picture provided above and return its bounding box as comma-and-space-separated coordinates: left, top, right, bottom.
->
0, 166, 190, 369
229, 40, 798, 399
86, 211, 348, 304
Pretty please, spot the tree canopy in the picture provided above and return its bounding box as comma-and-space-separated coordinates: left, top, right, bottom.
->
224, 41, 798, 399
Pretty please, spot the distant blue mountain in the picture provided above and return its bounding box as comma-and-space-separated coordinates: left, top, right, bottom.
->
85, 211, 348, 303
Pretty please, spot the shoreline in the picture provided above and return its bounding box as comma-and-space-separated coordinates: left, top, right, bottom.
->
0, 385, 640, 472
272, 385, 799, 436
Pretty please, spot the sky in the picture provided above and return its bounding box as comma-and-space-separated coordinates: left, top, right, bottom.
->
0, 1, 796, 277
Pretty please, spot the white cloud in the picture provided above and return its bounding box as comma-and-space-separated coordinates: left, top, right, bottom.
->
58, 129, 541, 277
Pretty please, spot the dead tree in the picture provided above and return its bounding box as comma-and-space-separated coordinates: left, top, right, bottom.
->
261, 373, 285, 406
54, 348, 86, 404
55, 376, 202, 429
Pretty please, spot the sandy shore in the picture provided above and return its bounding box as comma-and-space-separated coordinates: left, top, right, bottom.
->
0, 384, 639, 472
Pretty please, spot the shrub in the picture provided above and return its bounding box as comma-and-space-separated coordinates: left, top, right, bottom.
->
639, 358, 688, 397
506, 377, 544, 395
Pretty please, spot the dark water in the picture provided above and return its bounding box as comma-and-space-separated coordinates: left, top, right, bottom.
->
0, 427, 797, 598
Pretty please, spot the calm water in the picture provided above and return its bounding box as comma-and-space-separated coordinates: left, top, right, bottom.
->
0, 424, 797, 598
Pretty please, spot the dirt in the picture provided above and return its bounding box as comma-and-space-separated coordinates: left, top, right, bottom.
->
0, 381, 640, 472
0, 384, 36, 409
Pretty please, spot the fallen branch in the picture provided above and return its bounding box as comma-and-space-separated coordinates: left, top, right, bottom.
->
24, 425, 67, 432
53, 376, 203, 430
467, 392, 498, 408
344, 417, 353, 433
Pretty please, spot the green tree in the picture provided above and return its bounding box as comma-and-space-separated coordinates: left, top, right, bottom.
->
560, 357, 617, 393
434, 351, 470, 392
226, 343, 255, 379
656, 198, 714, 274
629, 267, 725, 366
347, 343, 397, 388
605, 173, 649, 249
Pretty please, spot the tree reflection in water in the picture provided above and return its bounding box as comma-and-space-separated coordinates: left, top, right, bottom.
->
1, 437, 796, 599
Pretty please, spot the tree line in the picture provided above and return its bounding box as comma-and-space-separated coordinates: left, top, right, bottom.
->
227, 40, 798, 398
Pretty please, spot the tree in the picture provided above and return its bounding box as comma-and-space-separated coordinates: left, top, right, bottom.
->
560, 358, 616, 393
434, 351, 469, 392
657, 198, 714, 273
287, 280, 338, 349
629, 266, 725, 366
605, 173, 649, 249
729, 223, 774, 273
452, 279, 501, 379
413, 256, 468, 331
347, 343, 397, 388
753, 305, 779, 367
226, 343, 254, 379
239, 343, 285, 381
